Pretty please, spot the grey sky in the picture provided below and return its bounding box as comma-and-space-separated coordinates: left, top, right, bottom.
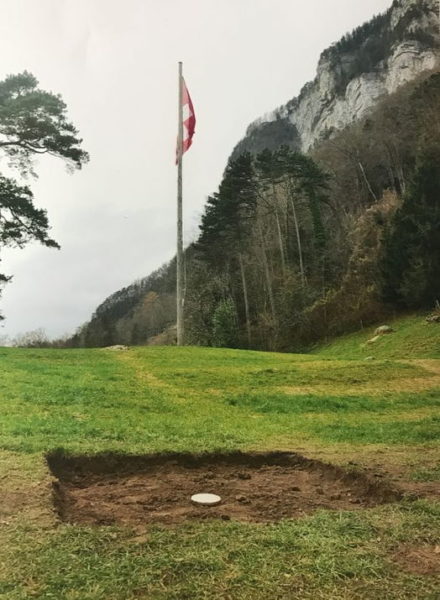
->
0, 0, 391, 339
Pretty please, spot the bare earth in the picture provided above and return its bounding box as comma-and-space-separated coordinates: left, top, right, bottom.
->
49, 452, 403, 526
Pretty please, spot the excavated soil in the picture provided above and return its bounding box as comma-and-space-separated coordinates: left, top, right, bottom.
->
47, 451, 403, 526
393, 545, 440, 575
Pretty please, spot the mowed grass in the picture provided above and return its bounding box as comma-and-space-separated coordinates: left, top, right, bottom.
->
0, 327, 439, 599
314, 313, 440, 359
0, 346, 437, 453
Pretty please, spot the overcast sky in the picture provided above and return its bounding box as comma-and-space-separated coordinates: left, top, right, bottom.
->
0, 0, 391, 339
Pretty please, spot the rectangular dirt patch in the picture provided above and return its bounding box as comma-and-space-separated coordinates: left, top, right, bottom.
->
47, 451, 402, 526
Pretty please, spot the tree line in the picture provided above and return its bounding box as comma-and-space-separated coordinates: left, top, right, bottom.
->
68, 70, 440, 350
321, 0, 438, 96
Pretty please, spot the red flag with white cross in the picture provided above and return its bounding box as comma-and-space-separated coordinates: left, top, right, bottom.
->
176, 78, 196, 161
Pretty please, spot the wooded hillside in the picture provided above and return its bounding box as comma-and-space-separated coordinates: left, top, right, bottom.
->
71, 71, 440, 350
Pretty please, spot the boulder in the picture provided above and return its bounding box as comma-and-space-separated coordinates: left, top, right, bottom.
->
374, 325, 394, 335
104, 345, 129, 351
426, 315, 440, 323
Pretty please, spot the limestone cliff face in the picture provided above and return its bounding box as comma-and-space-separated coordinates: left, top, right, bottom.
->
231, 0, 439, 159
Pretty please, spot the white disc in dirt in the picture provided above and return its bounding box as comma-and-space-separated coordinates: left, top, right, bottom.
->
191, 493, 221, 506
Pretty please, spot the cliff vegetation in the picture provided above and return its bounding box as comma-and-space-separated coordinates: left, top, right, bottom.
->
68, 70, 440, 351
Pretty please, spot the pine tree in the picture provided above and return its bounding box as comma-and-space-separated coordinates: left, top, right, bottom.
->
381, 153, 440, 307
0, 72, 88, 316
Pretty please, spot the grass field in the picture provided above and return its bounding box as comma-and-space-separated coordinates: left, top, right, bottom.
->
0, 314, 439, 599
314, 314, 440, 360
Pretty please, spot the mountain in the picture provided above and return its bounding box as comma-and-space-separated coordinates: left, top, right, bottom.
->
231, 0, 439, 159
70, 0, 440, 349
69, 261, 177, 347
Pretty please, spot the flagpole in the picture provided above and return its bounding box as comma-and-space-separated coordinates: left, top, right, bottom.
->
176, 61, 184, 346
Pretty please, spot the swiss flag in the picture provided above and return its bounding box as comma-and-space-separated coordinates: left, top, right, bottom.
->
176, 78, 196, 161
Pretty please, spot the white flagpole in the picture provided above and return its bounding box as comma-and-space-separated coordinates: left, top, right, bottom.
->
176, 61, 184, 346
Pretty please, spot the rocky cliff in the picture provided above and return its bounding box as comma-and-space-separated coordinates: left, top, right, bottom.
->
72, 0, 440, 349
232, 0, 439, 159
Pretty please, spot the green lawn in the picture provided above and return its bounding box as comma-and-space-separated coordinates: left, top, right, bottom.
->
0, 333, 439, 599
314, 314, 440, 359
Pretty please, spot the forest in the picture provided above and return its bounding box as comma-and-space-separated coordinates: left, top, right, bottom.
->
66, 69, 440, 351
320, 0, 439, 95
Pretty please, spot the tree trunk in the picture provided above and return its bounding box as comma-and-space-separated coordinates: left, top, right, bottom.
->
238, 252, 251, 347
274, 205, 286, 275
289, 196, 306, 286
258, 222, 276, 325
358, 159, 378, 203
271, 183, 286, 275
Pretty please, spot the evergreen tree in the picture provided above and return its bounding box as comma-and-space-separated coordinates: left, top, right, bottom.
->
0, 71, 89, 316
381, 153, 440, 308
212, 298, 239, 348
198, 152, 257, 265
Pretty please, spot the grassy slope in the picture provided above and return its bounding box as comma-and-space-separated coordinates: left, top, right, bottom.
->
0, 332, 439, 599
314, 314, 440, 360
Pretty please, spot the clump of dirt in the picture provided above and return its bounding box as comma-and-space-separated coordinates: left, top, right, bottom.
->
47, 451, 402, 526
393, 544, 440, 575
